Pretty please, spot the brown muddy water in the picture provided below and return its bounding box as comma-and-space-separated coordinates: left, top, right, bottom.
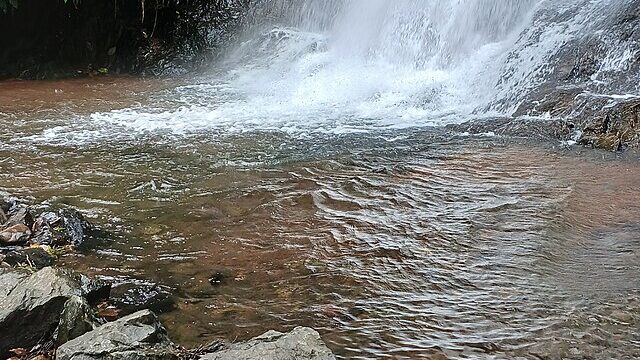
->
1, 78, 639, 359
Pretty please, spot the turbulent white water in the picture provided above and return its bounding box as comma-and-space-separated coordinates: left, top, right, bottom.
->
221, 0, 536, 123
23, 0, 640, 144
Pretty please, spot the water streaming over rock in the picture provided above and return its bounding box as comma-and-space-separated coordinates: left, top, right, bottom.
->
232, 0, 639, 121
223, 0, 538, 126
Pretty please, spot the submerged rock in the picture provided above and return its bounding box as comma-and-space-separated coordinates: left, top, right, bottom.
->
0, 267, 107, 356
56, 310, 178, 360
208, 270, 231, 287
201, 327, 336, 360
109, 282, 176, 317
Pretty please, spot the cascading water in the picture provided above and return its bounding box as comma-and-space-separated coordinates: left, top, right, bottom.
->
26, 0, 639, 143
220, 0, 538, 125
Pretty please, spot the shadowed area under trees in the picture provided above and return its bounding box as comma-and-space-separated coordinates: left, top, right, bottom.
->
0, 0, 251, 79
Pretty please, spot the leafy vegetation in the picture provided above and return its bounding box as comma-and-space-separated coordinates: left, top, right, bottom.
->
0, 0, 252, 78
0, 0, 18, 13
0, 0, 83, 13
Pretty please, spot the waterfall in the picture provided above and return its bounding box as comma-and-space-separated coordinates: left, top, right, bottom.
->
222, 0, 540, 124
245, 0, 538, 68
57, 0, 638, 143
221, 0, 638, 122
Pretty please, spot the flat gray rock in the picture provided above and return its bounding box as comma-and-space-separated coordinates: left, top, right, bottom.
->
56, 310, 178, 360
201, 327, 335, 360
0, 267, 29, 300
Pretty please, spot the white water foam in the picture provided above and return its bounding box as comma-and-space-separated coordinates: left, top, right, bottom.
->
23, 0, 639, 145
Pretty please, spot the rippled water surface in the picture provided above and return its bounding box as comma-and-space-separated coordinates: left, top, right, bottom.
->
1, 78, 639, 359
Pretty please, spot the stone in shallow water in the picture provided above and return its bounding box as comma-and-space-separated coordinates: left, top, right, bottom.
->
201, 327, 336, 360
109, 282, 176, 317
31, 209, 92, 247
208, 270, 230, 287
55, 310, 178, 360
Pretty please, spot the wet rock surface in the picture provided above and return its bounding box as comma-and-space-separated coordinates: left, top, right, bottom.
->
108, 282, 177, 317
0, 196, 335, 359
446, 117, 574, 142
0, 265, 335, 359
56, 310, 178, 360
578, 99, 640, 151
502, 0, 640, 150
1, 198, 96, 269
201, 327, 336, 360
30, 209, 93, 247
3, 247, 55, 269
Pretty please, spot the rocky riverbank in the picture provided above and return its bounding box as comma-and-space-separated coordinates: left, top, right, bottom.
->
0, 197, 336, 360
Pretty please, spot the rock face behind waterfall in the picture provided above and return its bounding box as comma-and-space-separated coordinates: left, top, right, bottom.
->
496, 0, 640, 150
0, 0, 251, 79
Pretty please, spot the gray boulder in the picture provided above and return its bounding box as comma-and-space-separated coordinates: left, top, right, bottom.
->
54, 295, 99, 345
56, 310, 178, 360
0, 266, 29, 300
0, 267, 107, 356
4, 205, 34, 229
201, 327, 336, 360
0, 206, 6, 224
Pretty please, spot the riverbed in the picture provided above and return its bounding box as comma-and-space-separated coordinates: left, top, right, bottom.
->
1, 77, 639, 359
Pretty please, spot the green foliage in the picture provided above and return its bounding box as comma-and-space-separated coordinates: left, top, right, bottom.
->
0, 0, 19, 14
63, 0, 83, 6
0, 0, 82, 13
